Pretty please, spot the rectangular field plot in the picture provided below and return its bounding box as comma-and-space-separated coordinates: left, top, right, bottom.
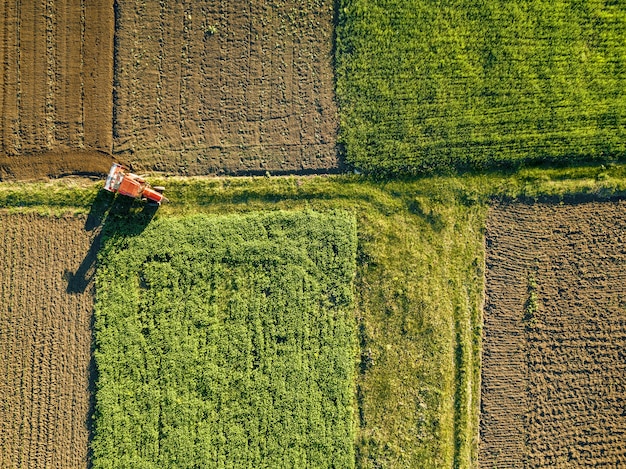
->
481, 201, 626, 468
0, 213, 98, 468
0, 0, 114, 156
92, 211, 357, 468
113, 0, 339, 175
337, 0, 626, 174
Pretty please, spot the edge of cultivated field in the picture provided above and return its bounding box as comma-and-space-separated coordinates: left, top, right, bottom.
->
2, 163, 626, 468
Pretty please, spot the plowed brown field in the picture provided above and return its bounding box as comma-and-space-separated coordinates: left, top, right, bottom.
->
481, 200, 626, 468
113, 0, 340, 175
0, 213, 97, 468
0, 0, 113, 179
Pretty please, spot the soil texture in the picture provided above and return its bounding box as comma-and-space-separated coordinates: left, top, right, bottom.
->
113, 0, 340, 175
0, 150, 114, 181
481, 200, 626, 468
0, 0, 114, 178
0, 213, 98, 468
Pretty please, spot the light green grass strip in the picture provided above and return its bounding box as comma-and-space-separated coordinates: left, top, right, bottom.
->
92, 210, 358, 469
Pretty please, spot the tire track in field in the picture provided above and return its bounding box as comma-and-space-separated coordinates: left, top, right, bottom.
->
83, 0, 114, 152
0, 0, 20, 154
19, 0, 47, 152
61, 0, 83, 148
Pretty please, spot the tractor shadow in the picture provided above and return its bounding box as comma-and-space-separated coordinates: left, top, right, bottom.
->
65, 191, 159, 294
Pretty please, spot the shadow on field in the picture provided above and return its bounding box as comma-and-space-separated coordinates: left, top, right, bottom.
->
65, 191, 158, 294
63, 189, 160, 468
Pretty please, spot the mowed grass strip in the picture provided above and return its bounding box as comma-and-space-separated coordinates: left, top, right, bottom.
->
92, 211, 357, 469
336, 0, 626, 174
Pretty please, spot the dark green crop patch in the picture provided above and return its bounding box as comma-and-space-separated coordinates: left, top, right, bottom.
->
336, 0, 626, 174
92, 210, 358, 469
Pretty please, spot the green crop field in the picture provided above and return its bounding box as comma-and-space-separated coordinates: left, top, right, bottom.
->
91, 211, 358, 468
336, 0, 626, 174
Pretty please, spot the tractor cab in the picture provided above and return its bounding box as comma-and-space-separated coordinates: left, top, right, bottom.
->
104, 163, 168, 205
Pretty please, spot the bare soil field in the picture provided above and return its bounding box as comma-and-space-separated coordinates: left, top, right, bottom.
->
0, 0, 114, 179
0, 213, 97, 468
481, 200, 626, 468
113, 0, 340, 175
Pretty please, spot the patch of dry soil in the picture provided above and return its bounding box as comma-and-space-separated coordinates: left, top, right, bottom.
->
0, 213, 98, 468
113, 0, 340, 175
0, 0, 114, 180
481, 200, 626, 468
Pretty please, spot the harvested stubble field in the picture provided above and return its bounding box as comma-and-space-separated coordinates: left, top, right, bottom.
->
0, 212, 98, 469
481, 200, 626, 468
0, 0, 114, 179
114, 0, 339, 175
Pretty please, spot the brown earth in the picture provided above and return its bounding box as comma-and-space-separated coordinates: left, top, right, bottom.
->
113, 0, 340, 175
0, 150, 114, 181
0, 0, 114, 180
0, 0, 339, 179
480, 200, 626, 468
0, 213, 98, 468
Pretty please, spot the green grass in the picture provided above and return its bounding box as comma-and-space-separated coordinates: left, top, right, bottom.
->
336, 0, 626, 174
92, 211, 358, 469
4, 166, 626, 468
0, 180, 99, 214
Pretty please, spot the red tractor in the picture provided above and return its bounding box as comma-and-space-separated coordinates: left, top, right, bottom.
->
103, 163, 168, 205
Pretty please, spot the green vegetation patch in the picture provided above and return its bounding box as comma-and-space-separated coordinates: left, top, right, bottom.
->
92, 210, 358, 469
336, 0, 626, 174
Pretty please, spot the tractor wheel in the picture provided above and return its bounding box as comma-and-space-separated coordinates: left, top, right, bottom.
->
153, 186, 165, 193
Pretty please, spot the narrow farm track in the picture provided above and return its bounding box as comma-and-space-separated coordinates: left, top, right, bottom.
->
0, 0, 113, 179
113, 0, 339, 175
481, 200, 626, 468
0, 213, 97, 469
